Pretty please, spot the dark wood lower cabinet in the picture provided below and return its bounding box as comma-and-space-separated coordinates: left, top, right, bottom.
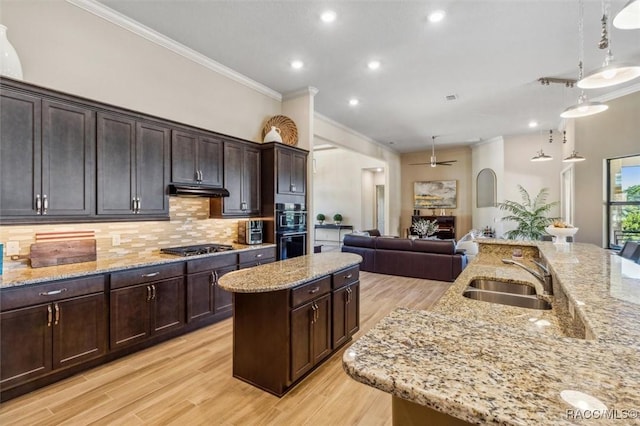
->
110, 278, 185, 349
332, 282, 360, 348
0, 293, 107, 390
186, 253, 238, 323
232, 266, 360, 396
290, 293, 332, 382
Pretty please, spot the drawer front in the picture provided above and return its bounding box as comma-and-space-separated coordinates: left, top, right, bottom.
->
187, 253, 237, 274
290, 276, 331, 308
332, 266, 359, 289
0, 275, 105, 311
110, 262, 185, 289
238, 247, 276, 265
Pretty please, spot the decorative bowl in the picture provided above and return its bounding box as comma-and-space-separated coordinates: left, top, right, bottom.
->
544, 226, 578, 244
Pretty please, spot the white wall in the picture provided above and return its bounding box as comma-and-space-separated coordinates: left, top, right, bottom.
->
313, 149, 385, 241
574, 91, 640, 246
1, 0, 281, 141
314, 114, 401, 235
471, 137, 504, 236
501, 132, 564, 237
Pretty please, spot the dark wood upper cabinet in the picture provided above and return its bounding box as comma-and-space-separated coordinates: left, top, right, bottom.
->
42, 100, 95, 216
97, 112, 169, 217
171, 130, 223, 186
277, 148, 307, 196
0, 89, 94, 220
0, 89, 42, 217
210, 140, 261, 217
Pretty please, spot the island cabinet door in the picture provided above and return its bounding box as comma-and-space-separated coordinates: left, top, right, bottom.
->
290, 301, 313, 382
213, 266, 237, 314
290, 294, 332, 383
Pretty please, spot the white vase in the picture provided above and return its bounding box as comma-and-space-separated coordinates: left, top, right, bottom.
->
264, 126, 282, 143
0, 25, 23, 80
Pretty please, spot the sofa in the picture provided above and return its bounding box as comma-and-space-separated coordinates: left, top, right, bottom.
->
341, 235, 467, 282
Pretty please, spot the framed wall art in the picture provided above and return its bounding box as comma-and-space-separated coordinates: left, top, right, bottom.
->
414, 180, 457, 209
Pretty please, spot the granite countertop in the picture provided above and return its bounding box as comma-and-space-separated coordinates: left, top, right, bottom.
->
343, 240, 640, 425
0, 243, 276, 289
218, 252, 363, 293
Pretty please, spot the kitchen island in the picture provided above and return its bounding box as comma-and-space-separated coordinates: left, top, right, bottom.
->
342, 241, 640, 425
219, 251, 362, 396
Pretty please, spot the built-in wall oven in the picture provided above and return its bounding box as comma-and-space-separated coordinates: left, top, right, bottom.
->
275, 203, 307, 233
277, 232, 307, 260
275, 203, 307, 260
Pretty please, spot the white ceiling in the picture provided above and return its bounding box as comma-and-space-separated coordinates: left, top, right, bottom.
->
99, 0, 640, 153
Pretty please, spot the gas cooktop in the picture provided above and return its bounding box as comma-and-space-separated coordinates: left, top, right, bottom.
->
160, 243, 234, 257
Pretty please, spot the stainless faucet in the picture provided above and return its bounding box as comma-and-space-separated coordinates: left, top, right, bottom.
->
501, 258, 553, 295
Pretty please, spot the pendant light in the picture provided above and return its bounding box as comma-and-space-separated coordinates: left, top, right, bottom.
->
613, 0, 640, 29
563, 151, 586, 162
578, 0, 640, 88
531, 130, 553, 162
430, 136, 437, 167
562, 0, 608, 118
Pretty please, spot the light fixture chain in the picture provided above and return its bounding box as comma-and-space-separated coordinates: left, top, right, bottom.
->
599, 0, 611, 50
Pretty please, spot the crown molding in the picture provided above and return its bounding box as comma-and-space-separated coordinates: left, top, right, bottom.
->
66, 0, 282, 101
313, 112, 396, 154
283, 86, 319, 101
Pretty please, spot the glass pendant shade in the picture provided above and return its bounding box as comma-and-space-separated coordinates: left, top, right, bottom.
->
578, 57, 640, 89
560, 93, 609, 118
563, 151, 586, 162
0, 25, 23, 79
613, 0, 640, 29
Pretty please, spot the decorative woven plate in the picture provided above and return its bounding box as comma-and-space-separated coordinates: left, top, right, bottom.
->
262, 115, 298, 146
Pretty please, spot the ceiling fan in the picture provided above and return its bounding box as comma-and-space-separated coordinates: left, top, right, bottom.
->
409, 136, 458, 167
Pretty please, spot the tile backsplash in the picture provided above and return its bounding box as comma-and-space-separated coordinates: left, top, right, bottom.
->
1, 198, 249, 262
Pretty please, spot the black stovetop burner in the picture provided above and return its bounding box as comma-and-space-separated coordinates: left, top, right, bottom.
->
161, 243, 234, 257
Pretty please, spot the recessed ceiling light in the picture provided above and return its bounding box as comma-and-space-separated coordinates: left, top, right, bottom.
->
376, 168, 383, 172
349, 98, 359, 106
428, 10, 446, 23
528, 120, 538, 128
320, 10, 337, 23
290, 60, 304, 70
367, 60, 381, 70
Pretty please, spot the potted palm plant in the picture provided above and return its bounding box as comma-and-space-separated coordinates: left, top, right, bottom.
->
497, 185, 558, 240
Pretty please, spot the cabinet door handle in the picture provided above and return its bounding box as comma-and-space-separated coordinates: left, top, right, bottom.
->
314, 302, 319, 323
54, 303, 60, 325
132, 198, 137, 213
214, 270, 219, 284
47, 305, 53, 327
136, 197, 141, 213
151, 284, 156, 300
141, 272, 159, 278
256, 253, 263, 258
42, 195, 48, 215
346, 287, 352, 303
345, 273, 353, 280
240, 201, 247, 211
199, 170, 204, 182
290, 184, 296, 192
39, 288, 68, 296
146, 285, 152, 301
309, 287, 319, 294
210, 271, 215, 286
310, 303, 317, 324
36, 194, 42, 215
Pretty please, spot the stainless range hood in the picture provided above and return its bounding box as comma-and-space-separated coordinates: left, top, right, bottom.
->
168, 184, 230, 198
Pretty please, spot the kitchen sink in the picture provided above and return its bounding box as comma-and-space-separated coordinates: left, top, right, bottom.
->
463, 289, 552, 310
468, 279, 536, 295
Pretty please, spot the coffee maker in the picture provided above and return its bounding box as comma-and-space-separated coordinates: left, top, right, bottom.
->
238, 220, 263, 245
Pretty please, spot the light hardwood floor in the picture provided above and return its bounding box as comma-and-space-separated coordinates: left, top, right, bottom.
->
0, 272, 450, 426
